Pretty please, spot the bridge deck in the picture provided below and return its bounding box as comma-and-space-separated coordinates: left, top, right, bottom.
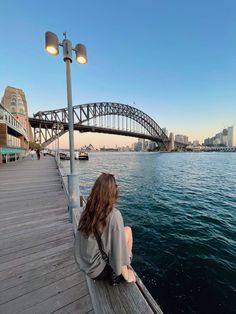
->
0, 156, 93, 314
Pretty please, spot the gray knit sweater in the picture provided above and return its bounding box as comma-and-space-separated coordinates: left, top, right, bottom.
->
74, 208, 130, 279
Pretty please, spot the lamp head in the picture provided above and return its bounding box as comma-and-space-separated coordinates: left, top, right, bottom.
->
75, 44, 87, 64
45, 32, 59, 55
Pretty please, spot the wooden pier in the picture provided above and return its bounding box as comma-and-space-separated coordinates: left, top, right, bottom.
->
0, 156, 163, 314
0, 156, 93, 314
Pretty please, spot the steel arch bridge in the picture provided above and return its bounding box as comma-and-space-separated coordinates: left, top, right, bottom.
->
29, 102, 169, 148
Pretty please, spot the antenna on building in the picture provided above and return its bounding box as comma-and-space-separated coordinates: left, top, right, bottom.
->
63, 32, 67, 39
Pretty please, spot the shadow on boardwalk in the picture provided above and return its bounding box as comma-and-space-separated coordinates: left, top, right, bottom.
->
0, 156, 94, 314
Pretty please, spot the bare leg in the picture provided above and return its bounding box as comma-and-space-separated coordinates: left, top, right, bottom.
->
124, 226, 133, 258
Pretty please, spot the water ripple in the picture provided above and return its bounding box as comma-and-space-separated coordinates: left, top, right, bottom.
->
62, 152, 236, 314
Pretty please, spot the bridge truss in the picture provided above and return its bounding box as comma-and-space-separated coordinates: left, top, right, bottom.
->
30, 102, 169, 148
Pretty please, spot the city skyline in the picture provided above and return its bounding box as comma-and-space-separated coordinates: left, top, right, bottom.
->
0, 1, 236, 147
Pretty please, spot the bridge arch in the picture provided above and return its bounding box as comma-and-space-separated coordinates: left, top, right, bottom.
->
72, 102, 167, 140
31, 102, 169, 147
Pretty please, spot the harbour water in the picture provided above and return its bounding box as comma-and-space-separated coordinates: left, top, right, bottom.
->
62, 152, 236, 314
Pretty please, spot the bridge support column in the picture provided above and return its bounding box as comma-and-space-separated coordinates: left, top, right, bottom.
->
168, 132, 175, 151
67, 174, 81, 223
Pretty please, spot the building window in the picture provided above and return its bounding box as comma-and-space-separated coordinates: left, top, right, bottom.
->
19, 108, 25, 115
11, 106, 17, 113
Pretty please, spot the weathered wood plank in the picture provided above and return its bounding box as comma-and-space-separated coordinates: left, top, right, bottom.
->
0, 225, 70, 250
0, 190, 66, 203
0, 230, 72, 256
0, 208, 66, 226
0, 263, 81, 305
0, 273, 86, 314
0, 198, 67, 214
0, 242, 73, 271
0, 249, 75, 290
0, 220, 70, 239
0, 156, 93, 314
0, 204, 67, 219
20, 282, 90, 314
0, 234, 72, 264
0, 214, 68, 234
53, 294, 93, 314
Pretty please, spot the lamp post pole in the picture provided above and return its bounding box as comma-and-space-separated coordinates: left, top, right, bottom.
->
45, 31, 87, 223
65, 58, 75, 174
57, 123, 60, 165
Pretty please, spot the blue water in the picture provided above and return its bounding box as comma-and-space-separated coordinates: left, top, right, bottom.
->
62, 152, 236, 314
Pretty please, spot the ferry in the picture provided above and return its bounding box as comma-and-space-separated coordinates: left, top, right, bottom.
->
78, 151, 89, 160
59, 152, 70, 160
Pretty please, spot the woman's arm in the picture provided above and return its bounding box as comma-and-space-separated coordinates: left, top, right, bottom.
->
121, 265, 136, 283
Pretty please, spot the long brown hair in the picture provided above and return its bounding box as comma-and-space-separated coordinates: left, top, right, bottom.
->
79, 173, 118, 236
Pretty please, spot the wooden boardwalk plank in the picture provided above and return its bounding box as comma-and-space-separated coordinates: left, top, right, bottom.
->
0, 229, 72, 257
0, 221, 69, 240
53, 294, 93, 314
0, 249, 75, 290
0, 273, 86, 314
0, 234, 73, 264
0, 263, 80, 304
0, 156, 93, 314
0, 225, 70, 250
20, 282, 91, 314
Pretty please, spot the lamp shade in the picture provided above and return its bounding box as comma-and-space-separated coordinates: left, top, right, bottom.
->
45, 32, 59, 55
75, 44, 87, 64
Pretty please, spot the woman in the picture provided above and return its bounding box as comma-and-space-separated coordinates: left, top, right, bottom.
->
75, 173, 136, 284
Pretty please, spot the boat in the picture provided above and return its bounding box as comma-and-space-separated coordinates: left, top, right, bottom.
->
78, 151, 89, 160
60, 152, 70, 160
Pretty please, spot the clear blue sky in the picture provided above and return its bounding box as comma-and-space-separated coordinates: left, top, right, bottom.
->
0, 0, 236, 145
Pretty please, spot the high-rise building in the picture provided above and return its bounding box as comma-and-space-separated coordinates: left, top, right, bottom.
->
203, 126, 234, 147
183, 135, 189, 144
227, 126, 234, 147
175, 134, 183, 143
175, 134, 188, 144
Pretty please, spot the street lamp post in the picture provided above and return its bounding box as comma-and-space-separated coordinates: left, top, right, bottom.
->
45, 31, 87, 222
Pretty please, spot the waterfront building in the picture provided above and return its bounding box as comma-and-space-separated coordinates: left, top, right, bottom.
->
183, 135, 189, 144
147, 141, 156, 150
175, 134, 189, 144
0, 86, 31, 163
175, 134, 183, 143
131, 139, 156, 151
222, 129, 228, 146
227, 126, 234, 147
100, 147, 119, 152
203, 126, 234, 147
133, 141, 142, 151
193, 140, 200, 147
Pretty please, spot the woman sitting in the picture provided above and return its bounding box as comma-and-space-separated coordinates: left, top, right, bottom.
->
75, 172, 136, 284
